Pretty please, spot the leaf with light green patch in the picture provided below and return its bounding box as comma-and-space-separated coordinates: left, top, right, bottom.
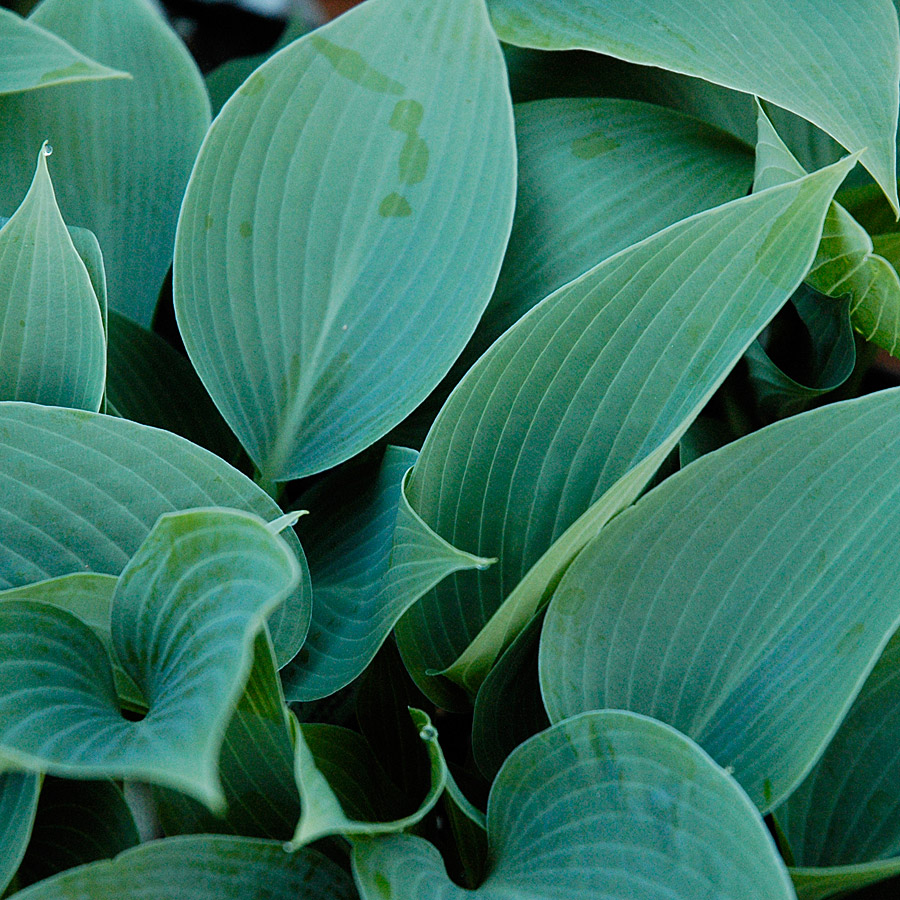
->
0, 0, 211, 326
0, 7, 126, 94
755, 101, 900, 356
290, 709, 446, 848
0, 508, 300, 808
487, 0, 900, 211
395, 154, 855, 702
174, 0, 516, 482
0, 144, 105, 410
0, 402, 310, 668
353, 711, 795, 900
541, 387, 900, 813
6, 835, 357, 900
282, 446, 491, 703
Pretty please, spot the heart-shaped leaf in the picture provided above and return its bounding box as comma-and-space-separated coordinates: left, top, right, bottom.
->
541, 386, 900, 812
353, 711, 795, 900
174, 0, 516, 482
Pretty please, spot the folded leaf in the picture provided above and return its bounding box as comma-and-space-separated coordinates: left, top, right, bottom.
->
291, 709, 446, 848
0, 403, 310, 667
542, 387, 900, 812
0, 772, 39, 896
0, 0, 211, 326
0, 144, 105, 410
7, 835, 356, 900
0, 508, 300, 807
755, 101, 900, 356
0, 7, 126, 94
488, 0, 900, 211
397, 154, 855, 699
174, 0, 516, 482
282, 446, 491, 702
353, 711, 795, 900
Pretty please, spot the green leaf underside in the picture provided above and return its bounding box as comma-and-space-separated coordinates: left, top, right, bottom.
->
106, 311, 242, 465
541, 387, 900, 813
0, 145, 105, 410
282, 446, 490, 702
0, 772, 39, 896
154, 631, 299, 840
774, 628, 900, 898
0, 509, 299, 808
0, 403, 310, 668
352, 711, 794, 900
0, 7, 126, 94
291, 708, 446, 847
487, 0, 900, 211
174, 0, 516, 482
7, 835, 357, 900
396, 154, 854, 699
755, 101, 900, 356
0, 0, 211, 326
18, 778, 138, 887
744, 285, 855, 421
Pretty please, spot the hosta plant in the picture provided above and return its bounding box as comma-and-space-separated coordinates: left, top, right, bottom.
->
1, 0, 900, 897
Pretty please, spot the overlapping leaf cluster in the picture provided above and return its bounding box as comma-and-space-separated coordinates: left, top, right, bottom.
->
1, 0, 900, 897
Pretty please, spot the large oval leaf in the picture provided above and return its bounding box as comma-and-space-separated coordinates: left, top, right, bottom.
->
0, 7, 126, 95
487, 0, 900, 211
174, 0, 516, 482
0, 0, 211, 326
353, 711, 795, 900
0, 402, 310, 667
541, 386, 900, 812
396, 155, 854, 700
0, 145, 105, 410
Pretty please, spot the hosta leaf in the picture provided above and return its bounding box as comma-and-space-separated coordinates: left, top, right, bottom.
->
0, 7, 126, 94
0, 773, 39, 896
0, 0, 211, 326
174, 0, 516, 482
0, 144, 105, 410
396, 154, 854, 700
775, 629, 900, 899
290, 709, 446, 848
392, 96, 754, 445
755, 102, 900, 356
0, 403, 310, 667
7, 835, 357, 900
541, 387, 900, 812
744, 285, 855, 421
105, 311, 242, 466
0, 508, 300, 807
282, 446, 491, 702
488, 0, 900, 211
16, 778, 138, 888
353, 711, 795, 900
154, 631, 299, 840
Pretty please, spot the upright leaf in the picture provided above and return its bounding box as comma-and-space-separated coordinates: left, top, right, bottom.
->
282, 446, 491, 702
0, 0, 211, 326
0, 7, 126, 94
353, 711, 795, 900
488, 0, 900, 210
0, 773, 39, 896
0, 144, 105, 410
0, 403, 310, 667
397, 155, 854, 699
541, 387, 900, 812
7, 836, 357, 900
0, 509, 300, 807
174, 0, 516, 482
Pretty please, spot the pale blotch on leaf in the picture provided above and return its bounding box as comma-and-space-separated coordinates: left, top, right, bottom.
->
571, 130, 620, 160
239, 72, 265, 97
390, 99, 429, 186
311, 34, 404, 96
239, 221, 253, 238
379, 193, 412, 218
